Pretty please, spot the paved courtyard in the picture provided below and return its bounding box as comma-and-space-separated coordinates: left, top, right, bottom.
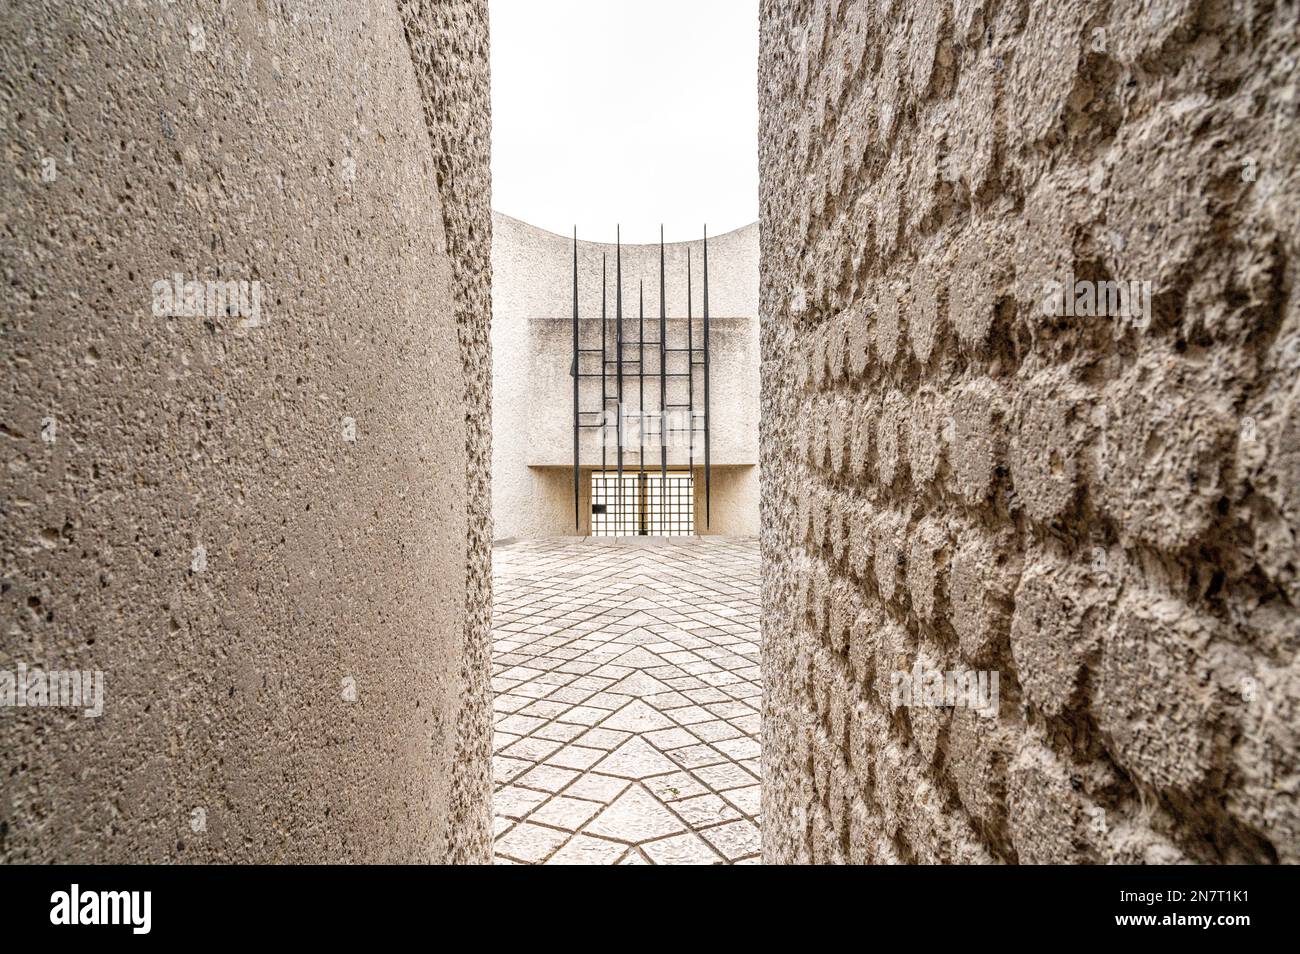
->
491, 536, 762, 864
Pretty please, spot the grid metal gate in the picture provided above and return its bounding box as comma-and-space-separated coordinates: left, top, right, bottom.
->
591, 471, 694, 536
570, 226, 713, 532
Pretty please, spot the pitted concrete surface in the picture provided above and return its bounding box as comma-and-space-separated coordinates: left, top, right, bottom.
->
1, 0, 493, 863
491, 537, 762, 864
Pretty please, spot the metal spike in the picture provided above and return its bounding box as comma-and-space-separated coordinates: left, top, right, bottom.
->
659, 225, 667, 530
601, 252, 607, 481
638, 279, 645, 534
616, 227, 624, 534
703, 225, 711, 530
572, 226, 579, 531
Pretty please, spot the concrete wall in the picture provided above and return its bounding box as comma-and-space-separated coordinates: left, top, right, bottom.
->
0, 0, 493, 863
760, 0, 1300, 863
492, 212, 760, 537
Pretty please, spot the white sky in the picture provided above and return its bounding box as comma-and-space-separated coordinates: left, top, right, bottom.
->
489, 0, 759, 245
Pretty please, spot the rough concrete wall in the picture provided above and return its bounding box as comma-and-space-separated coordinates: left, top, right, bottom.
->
694, 466, 761, 537
1, 0, 492, 863
491, 213, 760, 538
396, 0, 495, 868
760, 0, 1300, 863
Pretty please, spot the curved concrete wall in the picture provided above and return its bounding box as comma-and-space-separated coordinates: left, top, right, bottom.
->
492, 212, 760, 538
0, 0, 493, 862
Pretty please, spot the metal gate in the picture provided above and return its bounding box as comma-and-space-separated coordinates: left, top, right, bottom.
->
570, 226, 713, 532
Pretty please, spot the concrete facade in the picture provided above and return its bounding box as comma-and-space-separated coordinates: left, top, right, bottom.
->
1, 0, 493, 863
491, 213, 761, 538
759, 0, 1300, 863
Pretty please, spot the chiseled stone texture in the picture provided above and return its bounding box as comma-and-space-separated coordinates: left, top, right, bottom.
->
759, 0, 1300, 863
1, 0, 492, 862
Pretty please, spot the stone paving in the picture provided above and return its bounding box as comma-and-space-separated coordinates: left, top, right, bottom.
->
491, 536, 762, 864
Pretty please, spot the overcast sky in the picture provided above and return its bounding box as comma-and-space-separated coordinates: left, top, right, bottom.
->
489, 0, 759, 245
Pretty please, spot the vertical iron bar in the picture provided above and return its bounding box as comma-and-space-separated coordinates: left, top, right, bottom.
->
616, 227, 624, 535
659, 225, 667, 530
703, 225, 711, 529
601, 252, 607, 479
572, 227, 579, 531
638, 279, 645, 534
688, 246, 693, 475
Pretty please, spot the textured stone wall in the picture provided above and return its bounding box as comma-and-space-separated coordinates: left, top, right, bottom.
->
759, 0, 1300, 863
1, 0, 492, 862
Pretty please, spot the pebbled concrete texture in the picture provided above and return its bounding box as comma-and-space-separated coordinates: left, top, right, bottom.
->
0, 0, 493, 862
759, 0, 1300, 863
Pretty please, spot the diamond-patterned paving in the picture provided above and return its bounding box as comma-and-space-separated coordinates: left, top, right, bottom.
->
491, 536, 761, 864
